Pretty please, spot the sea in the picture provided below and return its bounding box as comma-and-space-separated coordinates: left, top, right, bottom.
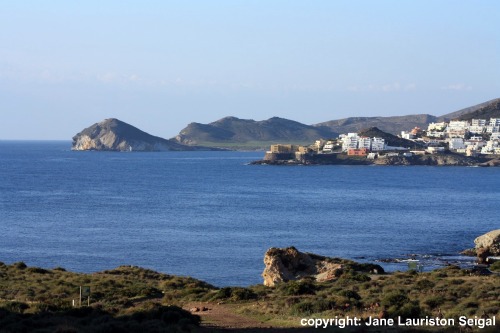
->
0, 141, 498, 286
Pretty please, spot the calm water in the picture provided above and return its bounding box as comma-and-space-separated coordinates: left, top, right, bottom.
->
0, 141, 498, 286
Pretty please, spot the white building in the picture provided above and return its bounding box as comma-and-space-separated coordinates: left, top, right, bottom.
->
427, 122, 447, 132
341, 133, 359, 151
448, 120, 469, 130
341, 133, 385, 152
471, 119, 487, 126
371, 137, 386, 151
427, 146, 445, 154
489, 118, 500, 126
401, 131, 414, 140
449, 138, 465, 150
447, 120, 469, 138
322, 141, 334, 152
427, 131, 446, 138
465, 138, 486, 150
468, 125, 485, 134
486, 126, 500, 133
481, 140, 499, 154
358, 137, 372, 150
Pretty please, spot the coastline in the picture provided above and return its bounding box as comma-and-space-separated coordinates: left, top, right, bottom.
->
251, 151, 500, 167
1, 258, 498, 332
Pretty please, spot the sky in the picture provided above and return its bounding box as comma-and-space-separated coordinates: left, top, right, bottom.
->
1, 1, 499, 140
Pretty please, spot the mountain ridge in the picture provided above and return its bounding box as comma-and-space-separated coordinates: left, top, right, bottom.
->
174, 116, 337, 149
172, 98, 499, 149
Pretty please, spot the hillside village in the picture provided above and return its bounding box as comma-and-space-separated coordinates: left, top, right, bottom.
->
264, 117, 500, 164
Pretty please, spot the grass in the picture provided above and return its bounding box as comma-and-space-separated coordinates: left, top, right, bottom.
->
1, 261, 498, 332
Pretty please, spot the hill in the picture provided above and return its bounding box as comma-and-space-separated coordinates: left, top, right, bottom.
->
455, 98, 500, 121
173, 116, 338, 149
1, 258, 498, 332
357, 127, 424, 149
438, 98, 500, 121
314, 114, 437, 136
72, 118, 215, 152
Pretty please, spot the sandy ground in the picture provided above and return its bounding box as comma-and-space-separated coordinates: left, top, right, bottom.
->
184, 302, 273, 330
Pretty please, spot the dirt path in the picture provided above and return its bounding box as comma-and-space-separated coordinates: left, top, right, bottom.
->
184, 302, 272, 330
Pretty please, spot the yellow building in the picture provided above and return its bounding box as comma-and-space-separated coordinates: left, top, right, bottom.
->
270, 144, 300, 153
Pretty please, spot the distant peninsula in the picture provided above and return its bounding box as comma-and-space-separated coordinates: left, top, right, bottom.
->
250, 126, 500, 167
72, 118, 220, 152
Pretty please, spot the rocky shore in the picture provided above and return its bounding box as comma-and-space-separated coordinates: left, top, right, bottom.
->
2, 232, 499, 332
251, 151, 497, 166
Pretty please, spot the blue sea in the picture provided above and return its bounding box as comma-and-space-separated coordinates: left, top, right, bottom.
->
0, 141, 498, 286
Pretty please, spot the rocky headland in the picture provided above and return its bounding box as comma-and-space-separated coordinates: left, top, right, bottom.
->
72, 118, 219, 152
372, 153, 486, 166
251, 151, 492, 166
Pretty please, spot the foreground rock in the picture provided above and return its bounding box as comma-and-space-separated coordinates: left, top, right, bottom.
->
475, 230, 500, 263
72, 118, 217, 152
262, 247, 383, 287
462, 229, 500, 263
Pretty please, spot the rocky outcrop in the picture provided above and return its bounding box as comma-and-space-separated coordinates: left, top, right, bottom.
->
262, 247, 383, 287
373, 153, 482, 166
72, 118, 214, 152
252, 152, 491, 167
474, 230, 500, 263
478, 158, 500, 167
463, 230, 500, 263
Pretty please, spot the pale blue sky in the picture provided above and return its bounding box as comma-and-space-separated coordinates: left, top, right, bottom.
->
1, 1, 499, 139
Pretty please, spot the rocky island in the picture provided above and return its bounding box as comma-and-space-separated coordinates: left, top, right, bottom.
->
72, 118, 219, 152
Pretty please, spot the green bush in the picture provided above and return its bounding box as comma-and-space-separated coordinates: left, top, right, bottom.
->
381, 291, 410, 308
449, 279, 465, 285
489, 261, 500, 271
1, 301, 29, 314
415, 279, 435, 290
424, 296, 445, 309
390, 301, 423, 319
230, 288, 257, 301
12, 262, 27, 270
26, 267, 51, 274
279, 281, 316, 296
338, 290, 361, 300
212, 287, 257, 301
290, 299, 336, 315
338, 270, 371, 282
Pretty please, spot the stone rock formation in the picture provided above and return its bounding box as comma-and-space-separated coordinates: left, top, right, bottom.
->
262, 247, 383, 287
72, 118, 207, 152
474, 230, 500, 263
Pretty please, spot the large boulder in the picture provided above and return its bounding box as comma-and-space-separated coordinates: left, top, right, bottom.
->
474, 230, 500, 262
262, 247, 383, 287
